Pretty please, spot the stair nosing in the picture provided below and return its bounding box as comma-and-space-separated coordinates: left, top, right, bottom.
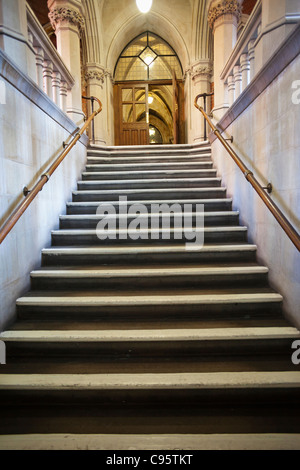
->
0, 371, 299, 390
2, 327, 298, 343
30, 265, 268, 278
41, 244, 257, 254
16, 292, 283, 306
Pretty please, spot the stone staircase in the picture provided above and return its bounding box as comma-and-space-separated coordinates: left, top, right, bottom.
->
0, 143, 300, 450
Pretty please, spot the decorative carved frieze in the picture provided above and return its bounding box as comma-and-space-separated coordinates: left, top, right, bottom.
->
48, 7, 85, 33
208, 0, 242, 29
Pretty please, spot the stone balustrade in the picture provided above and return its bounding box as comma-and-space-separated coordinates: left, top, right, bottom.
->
221, 0, 262, 107
26, 4, 74, 112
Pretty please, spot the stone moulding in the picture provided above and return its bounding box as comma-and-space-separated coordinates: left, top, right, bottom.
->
48, 7, 85, 33
208, 0, 242, 29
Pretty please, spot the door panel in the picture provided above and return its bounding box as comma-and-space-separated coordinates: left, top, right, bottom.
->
118, 84, 149, 146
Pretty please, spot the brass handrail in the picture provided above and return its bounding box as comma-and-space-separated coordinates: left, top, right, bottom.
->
194, 94, 300, 252
0, 96, 102, 245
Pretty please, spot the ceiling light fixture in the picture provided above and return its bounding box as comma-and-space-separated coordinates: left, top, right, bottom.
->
148, 96, 154, 104
136, 0, 152, 14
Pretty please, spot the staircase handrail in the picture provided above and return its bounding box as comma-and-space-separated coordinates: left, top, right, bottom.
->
0, 97, 102, 245
194, 94, 300, 252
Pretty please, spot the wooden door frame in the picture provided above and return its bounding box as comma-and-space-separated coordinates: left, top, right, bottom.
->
114, 80, 185, 145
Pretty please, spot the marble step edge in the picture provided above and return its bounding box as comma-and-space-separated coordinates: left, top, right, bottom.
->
82, 169, 217, 176
0, 433, 299, 450
16, 292, 283, 307
66, 198, 233, 208
1, 326, 299, 343
59, 211, 240, 221
30, 265, 267, 279
41, 244, 258, 255
0, 371, 299, 390
77, 177, 222, 185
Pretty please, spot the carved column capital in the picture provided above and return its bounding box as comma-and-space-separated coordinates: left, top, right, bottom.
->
48, 6, 85, 33
187, 61, 213, 82
208, 0, 242, 30
191, 65, 213, 80
84, 65, 114, 86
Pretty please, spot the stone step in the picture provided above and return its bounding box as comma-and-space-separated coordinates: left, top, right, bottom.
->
82, 168, 218, 180
16, 290, 283, 319
41, 244, 258, 266
1, 327, 298, 360
59, 211, 240, 229
85, 161, 214, 171
66, 198, 233, 214
29, 265, 268, 290
87, 145, 211, 158
77, 177, 222, 190
0, 372, 299, 407
51, 226, 248, 246
1, 433, 300, 451
72, 187, 227, 202
87, 145, 211, 161
86, 154, 212, 165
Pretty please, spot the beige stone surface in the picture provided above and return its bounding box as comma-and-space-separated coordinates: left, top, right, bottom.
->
0, 77, 86, 331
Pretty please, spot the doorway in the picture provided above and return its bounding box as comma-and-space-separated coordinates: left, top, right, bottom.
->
113, 32, 184, 146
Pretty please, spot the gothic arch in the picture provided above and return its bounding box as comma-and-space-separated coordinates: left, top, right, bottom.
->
105, 10, 190, 75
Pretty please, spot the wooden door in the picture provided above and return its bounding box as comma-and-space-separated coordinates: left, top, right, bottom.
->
116, 84, 149, 146
172, 71, 179, 144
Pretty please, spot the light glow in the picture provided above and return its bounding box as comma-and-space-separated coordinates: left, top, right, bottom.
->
148, 96, 154, 104
136, 0, 152, 13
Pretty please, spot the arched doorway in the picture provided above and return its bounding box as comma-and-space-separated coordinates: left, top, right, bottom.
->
113, 32, 185, 146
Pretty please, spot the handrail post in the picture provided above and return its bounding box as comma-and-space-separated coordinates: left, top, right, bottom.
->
82, 95, 96, 144
196, 92, 214, 141
194, 94, 300, 252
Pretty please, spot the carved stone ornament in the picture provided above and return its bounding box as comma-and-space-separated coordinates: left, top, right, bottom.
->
48, 7, 85, 33
84, 70, 105, 83
191, 65, 213, 80
208, 0, 242, 29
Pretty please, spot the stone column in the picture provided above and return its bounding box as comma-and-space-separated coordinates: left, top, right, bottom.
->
227, 75, 235, 106
189, 60, 213, 142
60, 81, 68, 112
208, 0, 242, 120
48, 0, 85, 125
84, 64, 108, 145
43, 60, 53, 98
248, 39, 256, 81
233, 64, 242, 99
34, 47, 45, 89
240, 53, 250, 92
52, 71, 62, 106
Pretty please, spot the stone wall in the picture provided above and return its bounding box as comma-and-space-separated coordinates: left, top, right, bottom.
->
0, 50, 87, 331
210, 51, 300, 327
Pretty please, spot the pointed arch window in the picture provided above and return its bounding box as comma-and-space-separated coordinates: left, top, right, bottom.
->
114, 32, 183, 81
